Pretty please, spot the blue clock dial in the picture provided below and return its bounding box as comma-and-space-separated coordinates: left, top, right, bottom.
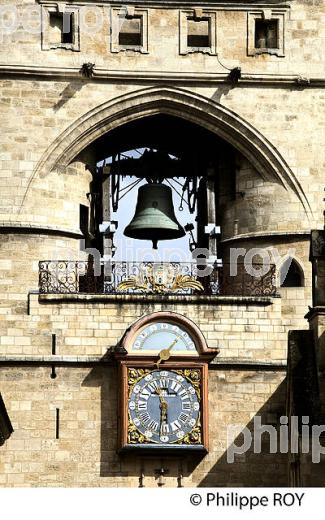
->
131, 321, 196, 353
128, 369, 200, 444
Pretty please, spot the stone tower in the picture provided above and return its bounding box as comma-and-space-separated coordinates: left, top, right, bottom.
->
0, 0, 324, 487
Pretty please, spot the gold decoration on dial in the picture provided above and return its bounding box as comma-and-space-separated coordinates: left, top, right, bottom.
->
127, 368, 202, 445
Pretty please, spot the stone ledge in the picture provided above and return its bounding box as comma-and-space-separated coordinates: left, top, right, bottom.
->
0, 355, 111, 365
38, 293, 277, 305
0, 64, 323, 87
0, 222, 83, 239
305, 306, 325, 320
221, 230, 310, 244
0, 355, 287, 369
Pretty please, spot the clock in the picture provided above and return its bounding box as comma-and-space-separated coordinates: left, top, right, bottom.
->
120, 311, 213, 357
118, 361, 208, 453
116, 312, 218, 454
131, 321, 197, 354
128, 368, 200, 444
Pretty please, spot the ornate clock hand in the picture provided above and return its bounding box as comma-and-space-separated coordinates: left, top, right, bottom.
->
155, 338, 179, 367
156, 389, 168, 432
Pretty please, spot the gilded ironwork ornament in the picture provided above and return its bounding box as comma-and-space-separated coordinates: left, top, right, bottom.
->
39, 260, 277, 297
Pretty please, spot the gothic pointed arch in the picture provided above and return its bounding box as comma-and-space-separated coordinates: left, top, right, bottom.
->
279, 256, 305, 287
31, 86, 312, 218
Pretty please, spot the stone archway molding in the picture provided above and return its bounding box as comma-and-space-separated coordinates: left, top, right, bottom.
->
31, 85, 312, 218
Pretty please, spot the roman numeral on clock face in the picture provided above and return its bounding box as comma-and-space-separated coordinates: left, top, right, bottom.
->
137, 401, 147, 410
139, 412, 150, 423
139, 388, 151, 401
170, 381, 181, 393
179, 413, 189, 423
182, 401, 191, 411
147, 420, 158, 432
146, 381, 158, 392
161, 423, 170, 434
179, 389, 190, 400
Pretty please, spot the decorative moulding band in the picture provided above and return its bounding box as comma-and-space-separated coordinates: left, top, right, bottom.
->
37, 1, 290, 8
38, 293, 276, 305
221, 231, 311, 243
0, 355, 287, 369
0, 223, 83, 238
0, 65, 323, 86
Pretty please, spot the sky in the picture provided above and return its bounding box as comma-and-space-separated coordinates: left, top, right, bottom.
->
101, 149, 196, 263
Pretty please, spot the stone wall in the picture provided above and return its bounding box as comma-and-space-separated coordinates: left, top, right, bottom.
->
0, 1, 324, 76
0, 364, 287, 487
0, 0, 324, 487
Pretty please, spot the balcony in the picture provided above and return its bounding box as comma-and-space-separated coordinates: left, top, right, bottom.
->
38, 260, 277, 298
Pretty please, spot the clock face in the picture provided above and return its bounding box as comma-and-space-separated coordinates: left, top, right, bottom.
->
131, 321, 197, 354
128, 369, 201, 445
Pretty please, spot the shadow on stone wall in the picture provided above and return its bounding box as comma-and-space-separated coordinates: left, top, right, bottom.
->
83, 358, 289, 486
198, 378, 288, 487
53, 81, 85, 112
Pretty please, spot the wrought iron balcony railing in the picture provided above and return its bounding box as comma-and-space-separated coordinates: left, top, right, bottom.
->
38, 260, 277, 297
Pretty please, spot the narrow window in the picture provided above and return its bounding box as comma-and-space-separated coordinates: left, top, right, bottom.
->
55, 408, 60, 439
80, 204, 89, 237
280, 259, 304, 288
187, 17, 210, 48
119, 16, 142, 47
255, 19, 278, 49
49, 12, 73, 45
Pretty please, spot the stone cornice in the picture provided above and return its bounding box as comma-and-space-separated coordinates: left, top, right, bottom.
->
221, 231, 311, 244
0, 64, 323, 87
38, 293, 277, 304
305, 306, 325, 321
0, 222, 83, 239
36, 1, 291, 11
0, 354, 287, 369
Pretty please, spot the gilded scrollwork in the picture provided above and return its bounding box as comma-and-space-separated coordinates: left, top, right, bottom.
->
116, 263, 204, 294
127, 412, 151, 444
177, 421, 202, 445
175, 368, 202, 400
127, 368, 151, 398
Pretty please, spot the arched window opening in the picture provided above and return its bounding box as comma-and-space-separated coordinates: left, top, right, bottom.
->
280, 258, 304, 288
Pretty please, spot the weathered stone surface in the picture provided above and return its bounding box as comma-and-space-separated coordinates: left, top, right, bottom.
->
0, 0, 324, 487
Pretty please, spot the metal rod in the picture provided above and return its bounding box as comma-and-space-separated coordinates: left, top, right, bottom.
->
119, 178, 142, 201
165, 179, 190, 207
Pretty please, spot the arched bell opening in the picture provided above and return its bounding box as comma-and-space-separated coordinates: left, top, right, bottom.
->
78, 113, 237, 265
34, 87, 310, 296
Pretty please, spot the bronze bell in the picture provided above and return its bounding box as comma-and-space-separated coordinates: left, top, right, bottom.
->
124, 183, 185, 249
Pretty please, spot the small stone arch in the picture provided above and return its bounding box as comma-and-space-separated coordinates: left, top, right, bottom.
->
30, 85, 312, 218
278, 256, 305, 287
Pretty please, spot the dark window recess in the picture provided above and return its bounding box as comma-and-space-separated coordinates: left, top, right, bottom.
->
80, 204, 89, 237
281, 259, 304, 288
49, 12, 73, 45
119, 17, 142, 46
55, 408, 60, 439
255, 19, 278, 49
187, 18, 210, 48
